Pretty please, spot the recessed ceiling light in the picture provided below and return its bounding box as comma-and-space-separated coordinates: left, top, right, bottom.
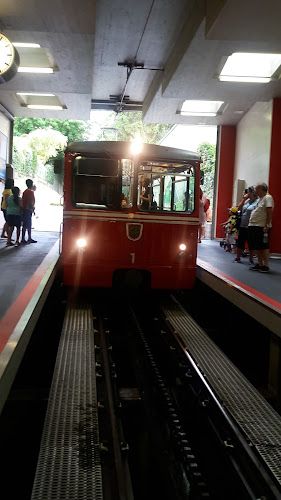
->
219, 76, 271, 83
234, 110, 244, 114
180, 100, 224, 116
18, 67, 54, 74
219, 52, 281, 83
27, 105, 64, 110
17, 92, 55, 97
180, 111, 217, 117
13, 43, 41, 48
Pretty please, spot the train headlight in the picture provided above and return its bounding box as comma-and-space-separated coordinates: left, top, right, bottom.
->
77, 238, 87, 248
131, 134, 143, 154
179, 243, 187, 251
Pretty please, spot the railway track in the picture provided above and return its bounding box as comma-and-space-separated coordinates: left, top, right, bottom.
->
1, 287, 281, 499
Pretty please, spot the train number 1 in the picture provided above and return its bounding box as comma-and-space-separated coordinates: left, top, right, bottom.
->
130, 253, 135, 264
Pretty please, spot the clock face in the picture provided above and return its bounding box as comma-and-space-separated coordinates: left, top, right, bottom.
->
0, 33, 20, 83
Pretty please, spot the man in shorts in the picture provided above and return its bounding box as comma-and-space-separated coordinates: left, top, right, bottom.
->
248, 183, 274, 273
21, 178, 37, 244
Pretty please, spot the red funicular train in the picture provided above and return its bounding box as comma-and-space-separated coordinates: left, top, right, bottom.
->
61, 141, 201, 289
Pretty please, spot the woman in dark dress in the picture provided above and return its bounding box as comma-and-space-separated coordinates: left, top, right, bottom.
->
139, 178, 151, 210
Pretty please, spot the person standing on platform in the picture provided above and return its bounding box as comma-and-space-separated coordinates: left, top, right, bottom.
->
248, 183, 274, 273
6, 186, 22, 247
198, 188, 207, 243
21, 179, 37, 244
233, 186, 259, 264
223, 206, 238, 253
1, 178, 14, 238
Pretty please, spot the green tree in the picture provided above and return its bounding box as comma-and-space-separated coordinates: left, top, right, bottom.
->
27, 128, 67, 165
98, 111, 172, 144
13, 128, 67, 182
14, 117, 91, 141
197, 142, 216, 202
13, 136, 35, 176
13, 117, 90, 184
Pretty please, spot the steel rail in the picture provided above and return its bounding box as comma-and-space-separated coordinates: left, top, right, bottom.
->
162, 300, 281, 500
97, 314, 132, 500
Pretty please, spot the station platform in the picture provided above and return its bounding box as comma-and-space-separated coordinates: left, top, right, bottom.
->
0, 231, 60, 414
197, 239, 281, 337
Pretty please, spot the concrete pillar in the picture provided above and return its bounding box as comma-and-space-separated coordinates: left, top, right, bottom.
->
215, 125, 236, 238
268, 98, 281, 254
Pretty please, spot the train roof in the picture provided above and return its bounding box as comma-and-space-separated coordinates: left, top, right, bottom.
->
65, 141, 201, 163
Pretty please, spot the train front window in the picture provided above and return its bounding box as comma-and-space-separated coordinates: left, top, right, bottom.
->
72, 156, 119, 209
138, 161, 195, 212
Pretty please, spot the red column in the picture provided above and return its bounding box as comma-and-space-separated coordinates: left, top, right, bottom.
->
268, 98, 281, 254
215, 125, 236, 238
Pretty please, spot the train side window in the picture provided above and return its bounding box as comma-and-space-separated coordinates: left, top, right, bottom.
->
163, 175, 173, 210
121, 159, 133, 209
173, 176, 188, 211
138, 162, 195, 213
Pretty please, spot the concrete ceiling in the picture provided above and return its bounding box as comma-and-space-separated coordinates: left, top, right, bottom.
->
0, 0, 281, 126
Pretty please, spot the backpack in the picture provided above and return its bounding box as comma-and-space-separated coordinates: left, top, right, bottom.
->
204, 198, 210, 213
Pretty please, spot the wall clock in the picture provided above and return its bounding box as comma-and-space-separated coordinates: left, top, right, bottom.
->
0, 33, 20, 84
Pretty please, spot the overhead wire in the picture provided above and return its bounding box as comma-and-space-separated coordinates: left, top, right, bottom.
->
115, 0, 157, 115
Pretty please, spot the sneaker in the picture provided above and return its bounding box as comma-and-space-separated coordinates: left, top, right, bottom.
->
28, 238, 37, 243
21, 239, 29, 244
5, 242, 15, 247
249, 264, 261, 271
15, 242, 20, 247
259, 266, 270, 273
233, 258, 241, 263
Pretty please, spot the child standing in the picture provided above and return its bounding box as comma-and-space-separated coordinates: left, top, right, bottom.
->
221, 206, 238, 253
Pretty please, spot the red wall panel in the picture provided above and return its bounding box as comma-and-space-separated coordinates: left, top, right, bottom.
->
268, 98, 281, 254
215, 126, 236, 238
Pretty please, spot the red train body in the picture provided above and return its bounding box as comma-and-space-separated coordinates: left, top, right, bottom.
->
62, 141, 201, 289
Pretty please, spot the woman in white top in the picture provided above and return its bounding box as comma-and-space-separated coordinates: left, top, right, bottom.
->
248, 183, 274, 273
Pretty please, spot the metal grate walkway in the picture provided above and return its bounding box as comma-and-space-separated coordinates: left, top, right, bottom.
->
32, 304, 103, 500
163, 296, 281, 485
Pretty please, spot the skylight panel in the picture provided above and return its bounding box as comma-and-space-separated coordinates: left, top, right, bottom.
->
180, 100, 224, 116
219, 53, 281, 83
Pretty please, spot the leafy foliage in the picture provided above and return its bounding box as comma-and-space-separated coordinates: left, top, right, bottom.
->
98, 111, 172, 144
13, 118, 91, 183
14, 118, 91, 141
197, 141, 216, 202
13, 128, 67, 183
13, 137, 35, 177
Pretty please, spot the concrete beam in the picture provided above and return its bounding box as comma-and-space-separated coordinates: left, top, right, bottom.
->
143, 0, 205, 123
162, 0, 205, 94
205, 0, 281, 42
205, 0, 227, 39
142, 71, 162, 122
